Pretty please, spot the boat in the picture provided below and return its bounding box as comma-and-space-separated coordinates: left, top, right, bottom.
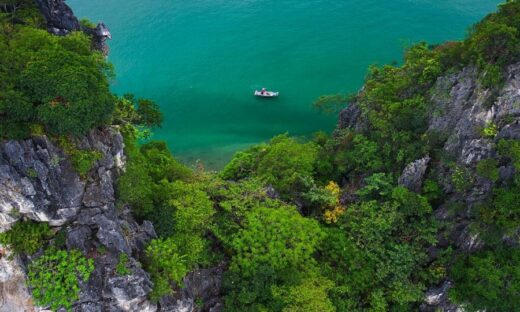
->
254, 89, 279, 97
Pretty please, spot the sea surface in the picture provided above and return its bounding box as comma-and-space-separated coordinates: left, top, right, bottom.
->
68, 0, 500, 169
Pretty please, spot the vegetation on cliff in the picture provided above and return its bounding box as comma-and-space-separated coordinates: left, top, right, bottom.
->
1, 1, 520, 311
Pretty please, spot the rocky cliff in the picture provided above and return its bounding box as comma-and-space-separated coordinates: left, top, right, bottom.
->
0, 128, 224, 311
0, 128, 158, 312
339, 62, 520, 311
33, 0, 112, 54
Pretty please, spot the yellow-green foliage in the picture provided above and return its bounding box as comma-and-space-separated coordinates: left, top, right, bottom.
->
230, 206, 323, 277
145, 238, 188, 300
28, 248, 94, 311
481, 122, 498, 138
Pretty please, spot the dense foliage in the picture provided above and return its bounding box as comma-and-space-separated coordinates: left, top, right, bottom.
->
27, 248, 94, 311
0, 21, 114, 138
0, 221, 51, 255
4, 1, 520, 311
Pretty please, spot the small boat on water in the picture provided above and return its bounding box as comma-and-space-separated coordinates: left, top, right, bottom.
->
255, 88, 279, 98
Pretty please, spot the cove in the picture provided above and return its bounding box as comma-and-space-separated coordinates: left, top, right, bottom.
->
68, 0, 500, 169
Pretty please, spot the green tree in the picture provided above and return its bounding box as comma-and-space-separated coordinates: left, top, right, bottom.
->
450, 248, 520, 312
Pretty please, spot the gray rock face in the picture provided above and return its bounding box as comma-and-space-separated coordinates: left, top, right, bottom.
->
419, 63, 520, 310
338, 103, 362, 130
420, 280, 463, 312
158, 264, 224, 312
0, 136, 85, 229
0, 128, 157, 312
398, 156, 431, 193
34, 0, 81, 35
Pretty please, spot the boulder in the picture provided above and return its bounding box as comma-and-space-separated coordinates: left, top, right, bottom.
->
398, 156, 431, 193
34, 0, 81, 35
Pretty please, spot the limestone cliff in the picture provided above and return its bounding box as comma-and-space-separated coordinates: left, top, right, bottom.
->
339, 62, 520, 311
0, 128, 157, 312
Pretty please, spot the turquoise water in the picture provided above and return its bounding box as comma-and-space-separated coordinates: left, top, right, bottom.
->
68, 0, 500, 169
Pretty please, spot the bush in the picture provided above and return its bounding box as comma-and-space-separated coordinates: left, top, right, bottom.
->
230, 206, 323, 277
498, 139, 520, 170
0, 24, 115, 138
117, 158, 154, 219
28, 248, 94, 311
476, 158, 499, 182
0, 221, 51, 255
480, 122, 498, 138
116, 253, 131, 276
145, 238, 188, 300
451, 166, 474, 192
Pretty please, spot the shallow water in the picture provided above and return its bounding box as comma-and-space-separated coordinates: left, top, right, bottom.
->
69, 0, 500, 169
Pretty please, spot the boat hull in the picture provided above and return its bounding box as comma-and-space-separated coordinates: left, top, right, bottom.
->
255, 90, 279, 97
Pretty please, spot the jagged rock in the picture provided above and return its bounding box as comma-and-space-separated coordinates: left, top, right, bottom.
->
494, 63, 520, 119
93, 214, 131, 254
0, 250, 34, 312
159, 299, 194, 312
34, 0, 80, 35
338, 103, 362, 130
0, 128, 159, 311
83, 169, 114, 208
83, 22, 112, 55
420, 280, 462, 312
398, 156, 431, 193
66, 225, 93, 254
452, 223, 484, 253
106, 269, 156, 312
0, 136, 85, 229
183, 265, 224, 311
499, 165, 516, 183
265, 185, 279, 199
498, 120, 520, 140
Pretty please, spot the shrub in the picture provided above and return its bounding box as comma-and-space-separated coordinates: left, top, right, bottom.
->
0, 221, 51, 255
497, 139, 520, 170
230, 206, 323, 277
117, 158, 154, 219
451, 166, 474, 192
145, 238, 188, 300
28, 248, 94, 311
272, 274, 336, 312
480, 122, 498, 138
116, 253, 131, 276
256, 135, 319, 197
476, 158, 499, 182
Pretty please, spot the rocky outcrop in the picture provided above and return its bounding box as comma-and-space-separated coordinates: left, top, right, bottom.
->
158, 264, 224, 312
338, 62, 520, 311
0, 128, 157, 312
34, 0, 112, 54
421, 63, 520, 310
420, 280, 462, 312
34, 0, 81, 35
398, 156, 431, 193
